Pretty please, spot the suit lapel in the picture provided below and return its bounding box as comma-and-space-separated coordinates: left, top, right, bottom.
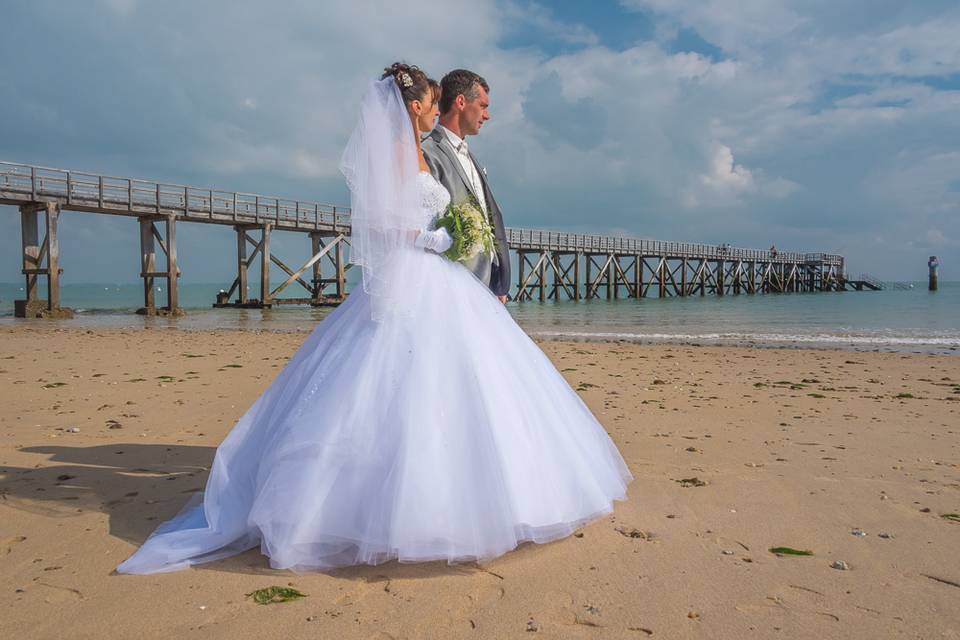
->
432, 128, 481, 204
468, 150, 491, 201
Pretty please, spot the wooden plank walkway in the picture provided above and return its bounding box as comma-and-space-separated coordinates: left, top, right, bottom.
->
1, 161, 856, 317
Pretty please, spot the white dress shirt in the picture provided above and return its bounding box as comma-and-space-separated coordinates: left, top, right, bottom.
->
440, 125, 488, 214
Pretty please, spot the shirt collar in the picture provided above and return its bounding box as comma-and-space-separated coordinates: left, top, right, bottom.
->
440, 125, 467, 152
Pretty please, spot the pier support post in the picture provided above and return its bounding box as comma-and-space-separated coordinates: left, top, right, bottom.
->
236, 226, 249, 304
607, 255, 614, 299
165, 215, 179, 311
638, 256, 646, 298
139, 217, 156, 312
551, 252, 561, 300
17, 205, 41, 316
137, 215, 183, 315
658, 258, 666, 298
928, 256, 939, 291
611, 256, 619, 299
260, 223, 272, 306
45, 204, 62, 314
15, 203, 72, 318
633, 253, 643, 300
517, 251, 526, 300
584, 255, 592, 299
334, 235, 345, 299
539, 251, 546, 301
310, 233, 323, 298
574, 252, 581, 300
307, 231, 347, 303
716, 259, 724, 296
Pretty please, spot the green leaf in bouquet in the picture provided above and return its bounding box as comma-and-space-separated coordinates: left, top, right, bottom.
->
435, 198, 495, 263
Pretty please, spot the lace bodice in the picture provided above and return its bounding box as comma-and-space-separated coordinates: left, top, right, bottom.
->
418, 171, 450, 226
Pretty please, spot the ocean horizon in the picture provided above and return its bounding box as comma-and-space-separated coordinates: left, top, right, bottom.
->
2, 280, 958, 354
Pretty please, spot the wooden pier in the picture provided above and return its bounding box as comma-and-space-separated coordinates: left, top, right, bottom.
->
510, 231, 847, 301
1, 161, 859, 317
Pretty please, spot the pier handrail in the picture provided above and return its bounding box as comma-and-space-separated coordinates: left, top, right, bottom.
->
0, 160, 351, 230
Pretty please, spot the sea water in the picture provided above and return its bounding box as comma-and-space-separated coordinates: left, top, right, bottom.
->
1, 281, 957, 354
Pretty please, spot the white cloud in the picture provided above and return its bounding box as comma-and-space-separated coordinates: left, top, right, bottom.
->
701, 143, 755, 192
926, 229, 948, 247
502, 1, 600, 46
821, 17, 960, 77
679, 142, 797, 209
101, 0, 137, 16
762, 176, 801, 199
621, 0, 805, 54
864, 151, 960, 217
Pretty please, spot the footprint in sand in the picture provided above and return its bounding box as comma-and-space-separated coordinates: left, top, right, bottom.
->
466, 583, 506, 609
449, 580, 507, 621
735, 587, 840, 624
4, 535, 27, 554
525, 590, 578, 627
709, 534, 751, 555
38, 581, 84, 603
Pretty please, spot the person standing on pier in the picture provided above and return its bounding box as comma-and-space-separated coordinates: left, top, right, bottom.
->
422, 69, 511, 303
115, 62, 632, 575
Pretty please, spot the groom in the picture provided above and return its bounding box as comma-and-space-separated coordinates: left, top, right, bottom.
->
423, 69, 511, 303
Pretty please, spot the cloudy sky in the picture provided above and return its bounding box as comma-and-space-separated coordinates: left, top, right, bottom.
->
2, 0, 958, 282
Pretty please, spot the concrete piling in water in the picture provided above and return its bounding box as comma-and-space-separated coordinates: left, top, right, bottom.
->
928, 256, 939, 291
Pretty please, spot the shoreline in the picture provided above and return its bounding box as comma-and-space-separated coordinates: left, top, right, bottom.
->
3, 281, 958, 357
3, 323, 958, 356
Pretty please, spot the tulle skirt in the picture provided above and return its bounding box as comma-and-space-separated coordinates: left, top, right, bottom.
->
116, 252, 633, 574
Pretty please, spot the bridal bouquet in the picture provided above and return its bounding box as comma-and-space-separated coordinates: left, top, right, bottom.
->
434, 198, 496, 263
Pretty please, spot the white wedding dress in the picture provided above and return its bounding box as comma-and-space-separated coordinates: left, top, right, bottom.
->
116, 171, 633, 574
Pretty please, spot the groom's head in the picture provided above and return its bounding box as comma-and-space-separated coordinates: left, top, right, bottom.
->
438, 69, 490, 137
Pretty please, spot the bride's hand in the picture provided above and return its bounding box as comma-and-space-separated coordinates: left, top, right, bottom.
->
414, 228, 453, 253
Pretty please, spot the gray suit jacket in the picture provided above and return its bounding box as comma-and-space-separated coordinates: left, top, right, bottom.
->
422, 127, 511, 297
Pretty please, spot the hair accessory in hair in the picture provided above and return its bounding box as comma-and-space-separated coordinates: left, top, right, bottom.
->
399, 71, 413, 88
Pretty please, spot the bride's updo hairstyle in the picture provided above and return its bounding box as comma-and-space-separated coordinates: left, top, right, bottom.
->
382, 62, 440, 107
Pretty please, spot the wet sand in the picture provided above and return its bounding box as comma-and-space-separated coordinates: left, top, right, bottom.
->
1, 325, 958, 639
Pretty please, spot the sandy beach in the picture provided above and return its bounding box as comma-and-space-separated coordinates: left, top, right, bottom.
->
1, 325, 958, 639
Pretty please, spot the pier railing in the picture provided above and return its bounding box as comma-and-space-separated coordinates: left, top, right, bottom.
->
506, 228, 842, 265
0, 161, 351, 231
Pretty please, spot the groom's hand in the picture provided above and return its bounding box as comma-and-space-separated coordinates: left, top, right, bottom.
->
497, 294, 509, 304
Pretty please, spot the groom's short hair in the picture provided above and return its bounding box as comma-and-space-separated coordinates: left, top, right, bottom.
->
439, 69, 489, 115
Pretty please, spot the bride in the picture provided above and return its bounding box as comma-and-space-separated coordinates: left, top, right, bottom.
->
116, 63, 633, 574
